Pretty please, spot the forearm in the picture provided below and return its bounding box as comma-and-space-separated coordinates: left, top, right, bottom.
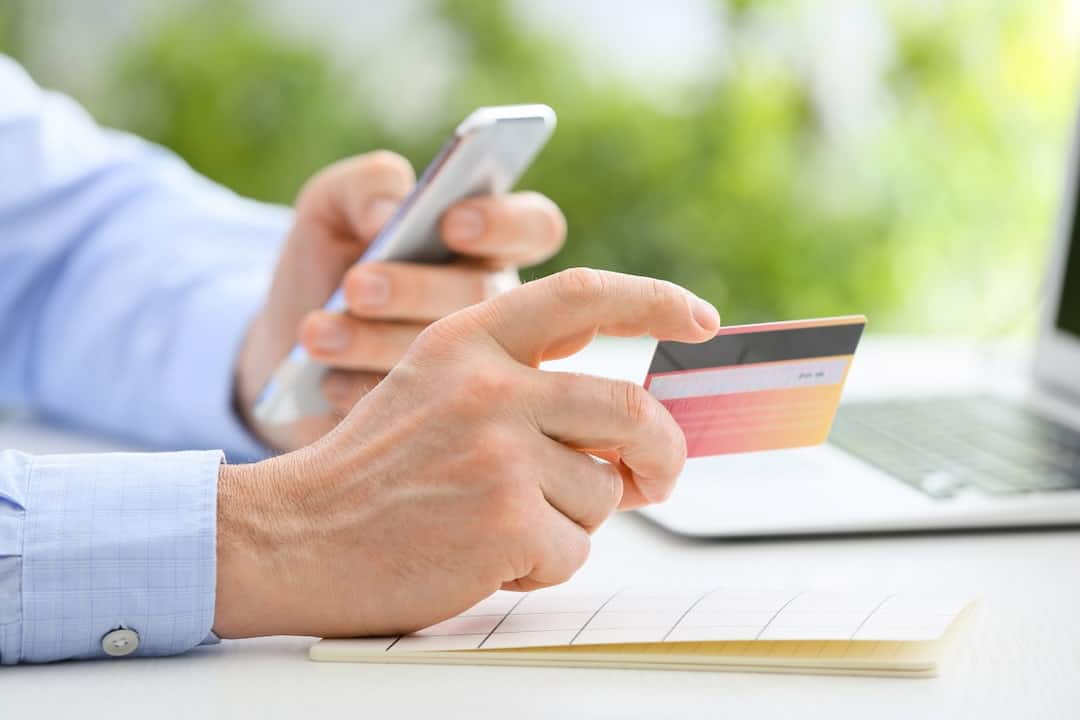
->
0, 56, 287, 459
16, 155, 288, 459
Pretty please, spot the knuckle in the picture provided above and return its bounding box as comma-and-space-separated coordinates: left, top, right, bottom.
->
551, 267, 606, 305
489, 485, 537, 543
464, 425, 527, 488
598, 461, 625, 516
578, 462, 623, 531
668, 412, 689, 462
562, 530, 591, 577
409, 319, 462, 360
613, 379, 655, 429
458, 363, 515, 404
548, 369, 586, 399
651, 429, 687, 503
475, 426, 522, 469
647, 278, 683, 318
470, 433, 539, 539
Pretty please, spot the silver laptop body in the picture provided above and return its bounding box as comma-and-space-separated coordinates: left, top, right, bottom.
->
640, 108, 1080, 539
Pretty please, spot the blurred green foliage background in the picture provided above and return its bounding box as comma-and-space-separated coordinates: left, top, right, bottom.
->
2, 0, 1077, 333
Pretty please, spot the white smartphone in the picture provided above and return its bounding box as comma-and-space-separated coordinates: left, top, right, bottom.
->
253, 104, 557, 425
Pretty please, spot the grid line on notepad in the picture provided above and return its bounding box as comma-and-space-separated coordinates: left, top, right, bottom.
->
477, 594, 530, 648
660, 588, 721, 642
362, 587, 966, 655
568, 588, 625, 645
754, 591, 803, 640
848, 593, 897, 640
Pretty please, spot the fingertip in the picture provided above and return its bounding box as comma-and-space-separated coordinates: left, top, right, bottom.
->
363, 149, 416, 182
299, 311, 349, 355
627, 410, 686, 506
623, 469, 680, 509
617, 483, 652, 510
529, 191, 568, 254
343, 264, 391, 313
688, 294, 721, 336
441, 202, 488, 252
297, 311, 323, 350
638, 466, 683, 507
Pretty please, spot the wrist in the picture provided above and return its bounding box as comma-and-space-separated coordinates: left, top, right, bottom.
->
213, 460, 286, 638
232, 312, 277, 445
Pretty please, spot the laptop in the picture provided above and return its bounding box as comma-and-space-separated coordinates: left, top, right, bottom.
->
639, 111, 1080, 539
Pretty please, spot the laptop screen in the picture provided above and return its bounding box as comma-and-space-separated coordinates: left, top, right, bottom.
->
1058, 194, 1080, 338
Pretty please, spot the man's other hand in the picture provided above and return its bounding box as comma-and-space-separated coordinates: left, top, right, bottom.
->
234, 150, 567, 451
213, 269, 721, 640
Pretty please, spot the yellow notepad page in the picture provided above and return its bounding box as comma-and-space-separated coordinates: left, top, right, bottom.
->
310, 584, 972, 678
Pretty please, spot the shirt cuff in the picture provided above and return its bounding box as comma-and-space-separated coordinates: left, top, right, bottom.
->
7, 449, 220, 663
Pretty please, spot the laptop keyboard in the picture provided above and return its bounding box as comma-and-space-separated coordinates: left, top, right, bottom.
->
828, 396, 1080, 498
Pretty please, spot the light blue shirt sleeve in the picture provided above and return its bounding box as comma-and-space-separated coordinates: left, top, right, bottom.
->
0, 449, 221, 664
0, 54, 290, 459
0, 56, 292, 662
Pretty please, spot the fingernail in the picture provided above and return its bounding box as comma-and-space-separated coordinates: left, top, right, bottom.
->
689, 295, 721, 332
443, 206, 486, 244
351, 270, 390, 307
312, 316, 350, 352
363, 198, 399, 237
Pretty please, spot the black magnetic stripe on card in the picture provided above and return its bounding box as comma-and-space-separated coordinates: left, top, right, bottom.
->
654, 344, 687, 372
649, 322, 865, 374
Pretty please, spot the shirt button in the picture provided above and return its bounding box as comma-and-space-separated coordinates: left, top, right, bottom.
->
101, 628, 140, 657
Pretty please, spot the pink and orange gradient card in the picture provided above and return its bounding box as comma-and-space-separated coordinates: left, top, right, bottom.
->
645, 315, 866, 457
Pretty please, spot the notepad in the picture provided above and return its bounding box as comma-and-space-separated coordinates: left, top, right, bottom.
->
310, 583, 973, 677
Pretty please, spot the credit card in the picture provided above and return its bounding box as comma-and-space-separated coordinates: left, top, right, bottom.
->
645, 316, 866, 457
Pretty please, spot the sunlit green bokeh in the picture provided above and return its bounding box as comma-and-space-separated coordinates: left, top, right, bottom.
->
3, 0, 1076, 335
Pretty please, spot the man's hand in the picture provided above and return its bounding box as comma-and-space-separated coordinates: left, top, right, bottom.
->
213, 269, 721, 640
234, 151, 566, 451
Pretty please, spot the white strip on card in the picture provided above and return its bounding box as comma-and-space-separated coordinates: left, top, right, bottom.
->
647, 357, 851, 401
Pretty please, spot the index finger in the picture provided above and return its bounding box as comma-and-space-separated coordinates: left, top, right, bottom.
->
462, 268, 721, 366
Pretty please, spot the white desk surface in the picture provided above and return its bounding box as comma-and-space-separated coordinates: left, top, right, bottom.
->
3, 337, 1079, 719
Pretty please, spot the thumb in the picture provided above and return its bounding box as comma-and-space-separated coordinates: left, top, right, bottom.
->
297, 150, 415, 245
270, 151, 416, 318
293, 150, 416, 284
